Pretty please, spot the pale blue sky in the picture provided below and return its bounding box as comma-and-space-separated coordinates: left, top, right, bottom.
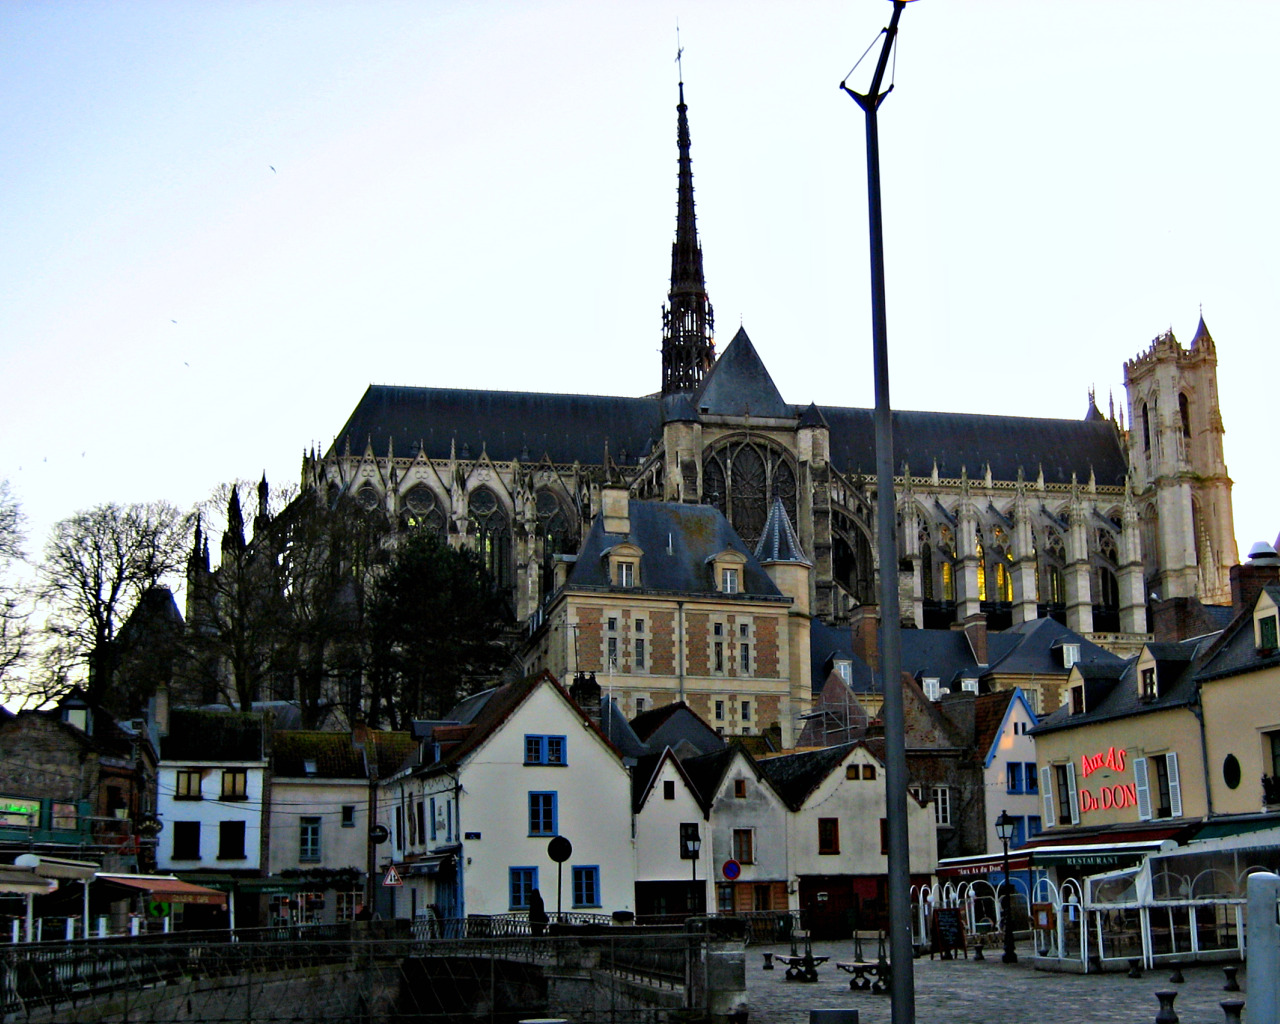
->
1, 1, 1275, 563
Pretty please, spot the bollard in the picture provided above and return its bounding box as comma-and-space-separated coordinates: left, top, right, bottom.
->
1222, 965, 1240, 992
1219, 998, 1244, 1022
973, 942, 984, 961
762, 952, 774, 970
1169, 965, 1184, 984
1153, 989, 1178, 1024
1129, 958, 1144, 979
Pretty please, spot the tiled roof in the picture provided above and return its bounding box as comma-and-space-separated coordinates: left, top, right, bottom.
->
1196, 585, 1280, 682
273, 731, 364, 779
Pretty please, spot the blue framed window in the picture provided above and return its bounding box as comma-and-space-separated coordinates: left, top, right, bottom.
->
1024, 763, 1039, 793
1007, 761, 1023, 794
510, 866, 538, 909
525, 735, 567, 766
1027, 815, 1042, 839
529, 792, 557, 836
1011, 816, 1026, 848
572, 866, 600, 908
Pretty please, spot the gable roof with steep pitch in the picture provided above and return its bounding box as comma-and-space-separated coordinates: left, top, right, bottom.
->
977, 688, 1038, 769
694, 327, 790, 419
755, 742, 865, 811
632, 746, 709, 815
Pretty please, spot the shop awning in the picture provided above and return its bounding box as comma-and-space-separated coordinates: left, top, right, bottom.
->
95, 874, 228, 906
1028, 839, 1170, 869
1190, 816, 1280, 843
400, 853, 454, 877
936, 853, 1033, 877
0, 867, 58, 896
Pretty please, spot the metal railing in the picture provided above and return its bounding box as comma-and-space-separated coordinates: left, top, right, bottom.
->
1, 927, 706, 1023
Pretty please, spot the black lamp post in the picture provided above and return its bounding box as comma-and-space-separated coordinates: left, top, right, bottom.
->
685, 829, 702, 913
995, 810, 1018, 963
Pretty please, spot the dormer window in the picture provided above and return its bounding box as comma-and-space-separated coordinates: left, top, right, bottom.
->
604, 542, 643, 589
1070, 686, 1085, 715
960, 680, 979, 694
1258, 613, 1278, 652
1062, 643, 1081, 669
835, 661, 852, 683
922, 677, 940, 700
722, 568, 739, 594
708, 548, 748, 595
618, 561, 635, 587
1140, 668, 1157, 701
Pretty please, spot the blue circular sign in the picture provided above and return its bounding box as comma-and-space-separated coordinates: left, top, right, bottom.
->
722, 859, 741, 881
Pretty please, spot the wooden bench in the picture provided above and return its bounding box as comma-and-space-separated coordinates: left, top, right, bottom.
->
836, 959, 891, 994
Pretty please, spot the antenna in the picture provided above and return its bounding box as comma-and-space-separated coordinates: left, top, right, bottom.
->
675, 22, 684, 82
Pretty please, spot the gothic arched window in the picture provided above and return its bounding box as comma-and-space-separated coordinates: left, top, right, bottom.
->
356, 484, 380, 512
401, 485, 445, 534
993, 562, 1013, 603
921, 543, 934, 601
702, 439, 798, 548
976, 541, 987, 602
535, 488, 574, 595
1142, 402, 1151, 452
1179, 393, 1191, 439
468, 487, 512, 591
941, 562, 955, 603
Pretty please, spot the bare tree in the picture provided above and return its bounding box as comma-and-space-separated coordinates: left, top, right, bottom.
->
0, 481, 29, 696
38, 500, 191, 704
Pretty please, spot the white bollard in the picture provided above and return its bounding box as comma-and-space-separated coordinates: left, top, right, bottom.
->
10, 918, 18, 943
97, 915, 109, 938
65, 918, 75, 941
1247, 870, 1280, 1024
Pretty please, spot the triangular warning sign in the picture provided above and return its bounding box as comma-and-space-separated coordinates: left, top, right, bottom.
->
382, 865, 403, 887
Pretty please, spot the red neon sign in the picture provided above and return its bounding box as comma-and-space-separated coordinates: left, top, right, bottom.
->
1080, 746, 1126, 778
1079, 783, 1138, 813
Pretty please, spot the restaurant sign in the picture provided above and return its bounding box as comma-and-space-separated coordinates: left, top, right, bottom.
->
1075, 746, 1136, 816
0, 797, 40, 828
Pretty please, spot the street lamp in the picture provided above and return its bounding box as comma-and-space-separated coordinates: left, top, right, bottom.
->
995, 810, 1018, 963
685, 829, 702, 913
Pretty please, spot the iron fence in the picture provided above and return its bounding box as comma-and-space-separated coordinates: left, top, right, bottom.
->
1, 926, 706, 1023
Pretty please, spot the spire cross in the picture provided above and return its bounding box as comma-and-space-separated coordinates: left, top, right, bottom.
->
675, 23, 684, 83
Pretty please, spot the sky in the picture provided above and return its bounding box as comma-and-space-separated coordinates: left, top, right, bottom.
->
1, 0, 1275, 569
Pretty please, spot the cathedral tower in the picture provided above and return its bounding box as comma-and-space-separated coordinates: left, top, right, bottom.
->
661, 77, 715, 395
1124, 318, 1238, 604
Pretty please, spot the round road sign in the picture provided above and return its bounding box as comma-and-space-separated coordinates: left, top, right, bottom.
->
547, 835, 573, 863
722, 859, 741, 881
369, 824, 390, 844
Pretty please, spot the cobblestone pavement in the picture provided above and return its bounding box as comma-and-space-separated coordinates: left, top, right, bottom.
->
745, 940, 1247, 1024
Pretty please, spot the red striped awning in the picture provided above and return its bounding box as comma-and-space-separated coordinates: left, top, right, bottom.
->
95, 874, 227, 906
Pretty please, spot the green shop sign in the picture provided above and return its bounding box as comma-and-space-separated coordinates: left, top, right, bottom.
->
0, 797, 40, 828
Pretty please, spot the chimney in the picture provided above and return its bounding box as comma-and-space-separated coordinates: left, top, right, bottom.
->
849, 606, 880, 676
569, 671, 603, 726
1230, 542, 1280, 615
351, 719, 370, 750
148, 684, 170, 749
960, 613, 988, 665
601, 485, 630, 535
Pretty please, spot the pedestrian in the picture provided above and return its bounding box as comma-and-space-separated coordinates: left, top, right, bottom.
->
529, 888, 549, 937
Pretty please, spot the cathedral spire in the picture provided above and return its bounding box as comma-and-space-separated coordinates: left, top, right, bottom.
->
661, 68, 715, 396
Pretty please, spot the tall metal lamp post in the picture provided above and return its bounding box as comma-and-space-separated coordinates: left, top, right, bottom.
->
840, 2, 917, 1020
995, 810, 1018, 963
685, 828, 702, 913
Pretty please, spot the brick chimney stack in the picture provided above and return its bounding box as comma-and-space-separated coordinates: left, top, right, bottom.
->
1230, 542, 1280, 615
850, 606, 880, 676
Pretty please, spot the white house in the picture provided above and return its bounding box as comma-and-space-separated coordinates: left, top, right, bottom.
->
757, 741, 938, 938
155, 708, 269, 927
378, 672, 635, 924
632, 748, 713, 918
266, 731, 372, 924
981, 688, 1043, 852
682, 746, 790, 917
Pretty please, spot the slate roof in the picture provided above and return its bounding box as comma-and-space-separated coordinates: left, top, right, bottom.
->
329, 349, 1127, 487
630, 748, 707, 814
986, 617, 1121, 676
694, 328, 790, 419
819, 407, 1127, 487
566, 501, 784, 598
628, 701, 719, 752
331, 385, 664, 467
755, 497, 809, 564
1196, 584, 1280, 682
755, 742, 858, 810
680, 747, 746, 805
1032, 636, 1212, 736
368, 730, 416, 777
808, 617, 874, 695
161, 709, 266, 762
273, 731, 364, 778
